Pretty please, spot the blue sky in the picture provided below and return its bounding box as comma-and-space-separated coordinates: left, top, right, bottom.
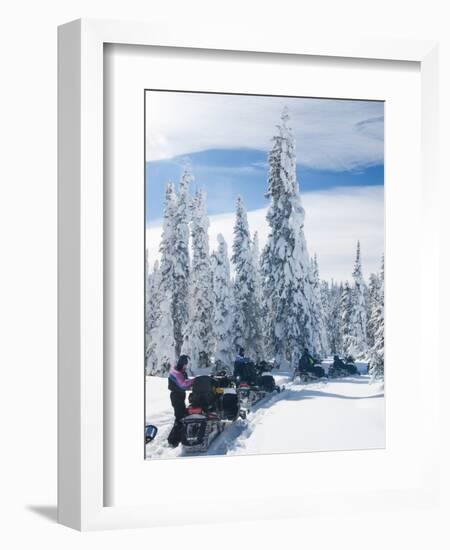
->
145, 91, 384, 281
145, 148, 383, 222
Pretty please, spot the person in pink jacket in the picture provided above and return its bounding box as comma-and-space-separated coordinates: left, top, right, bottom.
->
167, 355, 194, 447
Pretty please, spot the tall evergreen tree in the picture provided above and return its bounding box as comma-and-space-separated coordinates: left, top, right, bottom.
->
172, 167, 192, 356
182, 189, 213, 369
366, 272, 381, 350
261, 107, 312, 368
145, 183, 179, 375
350, 240, 368, 358
309, 255, 329, 357
158, 182, 177, 294
320, 279, 331, 350
327, 281, 343, 355
145, 184, 177, 374
251, 231, 265, 358
341, 281, 354, 358
211, 234, 234, 369
231, 197, 264, 360
369, 256, 384, 379
251, 232, 263, 304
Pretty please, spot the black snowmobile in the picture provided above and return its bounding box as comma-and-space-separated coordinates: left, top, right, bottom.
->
327, 357, 359, 378
236, 361, 283, 407
292, 359, 327, 384
180, 373, 245, 452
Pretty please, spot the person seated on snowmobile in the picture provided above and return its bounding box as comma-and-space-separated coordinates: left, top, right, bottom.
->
212, 359, 231, 377
298, 348, 317, 373
167, 355, 194, 447
332, 355, 357, 375
233, 347, 250, 381
332, 355, 346, 370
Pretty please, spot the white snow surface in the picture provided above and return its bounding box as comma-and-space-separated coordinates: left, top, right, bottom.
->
145, 369, 385, 460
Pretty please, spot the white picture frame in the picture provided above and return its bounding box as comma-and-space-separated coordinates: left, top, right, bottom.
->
58, 18, 440, 531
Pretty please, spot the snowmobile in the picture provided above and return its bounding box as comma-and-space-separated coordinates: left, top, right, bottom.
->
236, 361, 283, 408
292, 362, 327, 384
181, 374, 246, 453
327, 361, 359, 378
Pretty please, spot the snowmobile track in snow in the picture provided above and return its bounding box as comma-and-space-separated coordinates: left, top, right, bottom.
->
145, 374, 383, 459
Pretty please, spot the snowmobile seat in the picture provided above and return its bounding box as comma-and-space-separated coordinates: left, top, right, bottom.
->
258, 373, 276, 392
222, 391, 239, 420
240, 362, 259, 385
312, 366, 326, 378
344, 364, 358, 375
190, 375, 219, 411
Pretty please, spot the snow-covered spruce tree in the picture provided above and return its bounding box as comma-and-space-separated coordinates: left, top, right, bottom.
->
261, 107, 312, 368
172, 167, 192, 357
251, 231, 263, 304
211, 234, 234, 370
182, 189, 214, 370
320, 279, 331, 350
341, 281, 354, 359
145, 249, 151, 348
145, 184, 177, 375
251, 231, 265, 358
327, 281, 343, 355
231, 197, 264, 360
158, 182, 177, 298
145, 260, 176, 376
309, 255, 329, 358
369, 256, 384, 380
366, 272, 381, 350
350, 240, 368, 358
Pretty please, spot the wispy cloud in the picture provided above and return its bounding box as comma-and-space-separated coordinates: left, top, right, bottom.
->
146, 91, 384, 172
146, 185, 384, 282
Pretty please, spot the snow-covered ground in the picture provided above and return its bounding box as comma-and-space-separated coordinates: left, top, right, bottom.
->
145, 370, 385, 460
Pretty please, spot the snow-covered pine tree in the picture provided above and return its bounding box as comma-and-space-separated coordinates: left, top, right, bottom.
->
369, 256, 384, 380
350, 240, 368, 358
261, 107, 312, 368
341, 281, 354, 358
251, 231, 263, 304
320, 279, 331, 350
327, 281, 343, 355
145, 259, 176, 376
172, 167, 192, 356
182, 189, 214, 370
309, 255, 329, 358
366, 272, 381, 350
145, 249, 151, 349
231, 197, 264, 360
211, 233, 234, 370
251, 231, 265, 359
145, 258, 160, 375
145, 184, 177, 375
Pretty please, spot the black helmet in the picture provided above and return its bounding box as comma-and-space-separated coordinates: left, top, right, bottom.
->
238, 347, 245, 356
176, 354, 190, 370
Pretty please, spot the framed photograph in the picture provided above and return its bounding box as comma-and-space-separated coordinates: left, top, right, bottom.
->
58, 19, 440, 530
144, 89, 385, 460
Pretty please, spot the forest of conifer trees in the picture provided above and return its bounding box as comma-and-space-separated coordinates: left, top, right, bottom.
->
145, 110, 384, 380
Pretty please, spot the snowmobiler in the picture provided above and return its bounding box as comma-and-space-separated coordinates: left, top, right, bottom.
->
292, 348, 327, 383
255, 361, 281, 393
236, 359, 282, 406
180, 373, 245, 452
328, 355, 359, 378
167, 355, 195, 447
233, 347, 251, 382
